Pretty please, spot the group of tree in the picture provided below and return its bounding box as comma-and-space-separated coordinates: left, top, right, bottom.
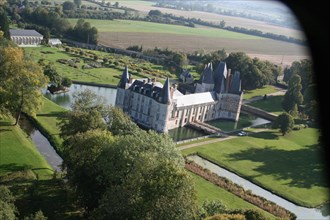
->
2, 1, 98, 44
273, 59, 316, 135
59, 89, 198, 219
282, 59, 317, 121
0, 185, 47, 220
0, 35, 49, 125
39, 62, 72, 93
225, 52, 281, 90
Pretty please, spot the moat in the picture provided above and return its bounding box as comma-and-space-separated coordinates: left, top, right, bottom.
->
45, 83, 270, 141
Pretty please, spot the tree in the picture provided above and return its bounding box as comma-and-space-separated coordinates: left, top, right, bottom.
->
282, 74, 303, 116
0, 186, 16, 220
219, 20, 226, 28
0, 9, 10, 39
273, 112, 294, 135
23, 210, 48, 220
0, 47, 48, 125
43, 64, 62, 87
91, 131, 198, 219
73, 0, 81, 8
62, 1, 76, 10
172, 52, 188, 68
62, 129, 114, 210
106, 106, 139, 135
148, 9, 162, 17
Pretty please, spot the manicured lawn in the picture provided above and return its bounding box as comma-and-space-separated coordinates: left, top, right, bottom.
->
69, 19, 262, 40
34, 97, 67, 153
248, 95, 284, 115
243, 85, 279, 100
183, 128, 329, 207
191, 173, 276, 219
0, 116, 53, 179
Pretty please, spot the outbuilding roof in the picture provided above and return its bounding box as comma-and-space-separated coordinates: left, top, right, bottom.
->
9, 29, 43, 37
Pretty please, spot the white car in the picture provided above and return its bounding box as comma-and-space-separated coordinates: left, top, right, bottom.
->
238, 131, 247, 136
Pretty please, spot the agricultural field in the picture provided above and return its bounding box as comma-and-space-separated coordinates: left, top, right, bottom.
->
182, 128, 329, 208
71, 18, 309, 66
115, 0, 304, 40
24, 46, 174, 85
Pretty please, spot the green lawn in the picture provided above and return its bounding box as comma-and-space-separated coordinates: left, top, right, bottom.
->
243, 85, 279, 100
69, 19, 262, 40
0, 116, 53, 179
248, 96, 284, 115
191, 173, 276, 219
34, 97, 67, 153
183, 128, 329, 207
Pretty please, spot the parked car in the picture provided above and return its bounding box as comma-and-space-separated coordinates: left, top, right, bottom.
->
238, 131, 247, 136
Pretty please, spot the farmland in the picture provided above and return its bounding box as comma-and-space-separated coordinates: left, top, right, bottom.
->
115, 0, 304, 40
69, 19, 309, 66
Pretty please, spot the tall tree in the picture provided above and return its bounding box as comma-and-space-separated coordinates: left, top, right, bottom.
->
0, 47, 48, 125
73, 0, 81, 8
282, 74, 303, 116
0, 9, 10, 39
273, 112, 294, 135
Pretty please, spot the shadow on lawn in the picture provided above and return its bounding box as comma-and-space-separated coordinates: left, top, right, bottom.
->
228, 144, 328, 188
250, 131, 279, 140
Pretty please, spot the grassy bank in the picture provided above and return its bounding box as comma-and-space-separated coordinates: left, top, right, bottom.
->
248, 95, 284, 115
243, 85, 279, 100
183, 128, 329, 207
191, 173, 276, 219
0, 116, 53, 180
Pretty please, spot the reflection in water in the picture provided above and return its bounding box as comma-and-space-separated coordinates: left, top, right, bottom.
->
208, 113, 270, 131
168, 126, 207, 142
188, 155, 330, 219
18, 116, 63, 172
45, 84, 117, 109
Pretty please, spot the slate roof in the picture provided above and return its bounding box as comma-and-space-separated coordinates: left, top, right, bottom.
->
214, 62, 227, 93
175, 92, 216, 107
229, 71, 242, 94
118, 66, 129, 88
200, 63, 214, 84
160, 78, 171, 104
9, 29, 43, 37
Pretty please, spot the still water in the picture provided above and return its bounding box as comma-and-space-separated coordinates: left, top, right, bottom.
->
18, 116, 63, 172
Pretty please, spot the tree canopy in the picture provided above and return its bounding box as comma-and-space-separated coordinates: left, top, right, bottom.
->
273, 112, 294, 135
282, 74, 303, 116
0, 47, 48, 124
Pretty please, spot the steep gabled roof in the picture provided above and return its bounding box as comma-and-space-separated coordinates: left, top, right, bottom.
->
160, 78, 171, 104
214, 62, 227, 93
202, 63, 214, 84
118, 65, 129, 88
229, 71, 242, 94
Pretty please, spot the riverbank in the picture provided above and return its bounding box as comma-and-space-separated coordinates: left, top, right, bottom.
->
182, 128, 329, 208
0, 116, 53, 179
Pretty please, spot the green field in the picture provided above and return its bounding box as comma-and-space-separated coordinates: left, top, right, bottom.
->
243, 85, 279, 100
183, 128, 329, 207
191, 173, 276, 219
0, 116, 53, 179
248, 96, 284, 115
24, 46, 173, 85
69, 19, 261, 40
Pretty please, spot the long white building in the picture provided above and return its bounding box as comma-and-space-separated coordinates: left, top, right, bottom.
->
115, 62, 243, 132
9, 29, 43, 46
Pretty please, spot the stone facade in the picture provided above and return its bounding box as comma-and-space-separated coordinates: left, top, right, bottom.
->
115, 62, 243, 132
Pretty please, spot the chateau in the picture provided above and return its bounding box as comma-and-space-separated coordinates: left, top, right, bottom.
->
115, 62, 243, 133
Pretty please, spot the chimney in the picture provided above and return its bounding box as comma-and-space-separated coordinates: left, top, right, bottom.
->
129, 76, 133, 83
